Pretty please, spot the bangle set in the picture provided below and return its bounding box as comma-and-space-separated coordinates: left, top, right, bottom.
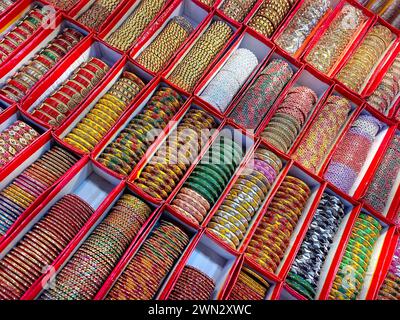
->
0, 146, 79, 236
97, 86, 184, 175
0, 6, 48, 64
0, 194, 94, 300
39, 194, 152, 300
336, 24, 394, 92
136, 16, 194, 73
105, 220, 189, 300
63, 71, 145, 153
105, 0, 168, 52
31, 57, 110, 127
167, 21, 233, 92
0, 120, 39, 167
0, 28, 84, 102
292, 96, 352, 173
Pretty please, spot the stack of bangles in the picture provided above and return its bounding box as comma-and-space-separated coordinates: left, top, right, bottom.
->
0, 6, 48, 64
0, 146, 79, 235
220, 0, 257, 22
167, 21, 233, 92
136, 16, 194, 74
135, 108, 217, 202
363, 135, 400, 213
367, 53, 400, 114
45, 0, 79, 11
292, 95, 352, 173
63, 71, 146, 153
0, 120, 39, 166
377, 239, 400, 300
77, 0, 123, 31
0, 28, 84, 102
248, 0, 296, 38
324, 114, 382, 194
370, 0, 400, 28
168, 265, 215, 300
105, 0, 167, 52
228, 267, 270, 300
171, 137, 243, 227
0, 0, 14, 14
336, 25, 394, 92
305, 4, 367, 75
207, 148, 283, 249
30, 57, 110, 126
287, 194, 346, 299
245, 175, 311, 273
96, 86, 184, 175
329, 213, 382, 300
230, 59, 294, 129
200, 48, 259, 113
275, 0, 330, 55
106, 220, 189, 300
0, 194, 94, 300
39, 194, 152, 300
261, 86, 318, 153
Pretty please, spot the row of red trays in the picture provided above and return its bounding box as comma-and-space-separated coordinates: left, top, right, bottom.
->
0, 0, 399, 300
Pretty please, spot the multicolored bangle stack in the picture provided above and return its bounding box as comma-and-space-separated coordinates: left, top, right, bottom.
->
377, 239, 400, 300
63, 71, 146, 153
324, 114, 382, 194
167, 21, 233, 92
230, 59, 293, 129
106, 220, 189, 300
0, 146, 79, 236
200, 48, 258, 113
292, 95, 351, 173
380, 0, 400, 28
367, 54, 400, 114
136, 108, 217, 201
168, 265, 215, 300
336, 25, 394, 92
77, 0, 122, 31
45, 0, 79, 11
363, 135, 400, 213
248, 0, 295, 38
261, 86, 317, 153
245, 175, 311, 273
329, 213, 382, 300
0, 28, 84, 102
136, 17, 194, 74
287, 193, 346, 299
220, 0, 257, 22
305, 4, 367, 75
30, 57, 110, 127
0, 0, 13, 14
228, 267, 270, 300
0, 194, 94, 300
39, 194, 152, 300
275, 0, 330, 55
171, 137, 243, 227
105, 0, 167, 52
97, 86, 183, 175
0, 6, 48, 64
0, 120, 39, 166
207, 148, 283, 249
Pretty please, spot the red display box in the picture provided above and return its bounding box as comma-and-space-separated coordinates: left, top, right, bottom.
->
0, 0, 399, 301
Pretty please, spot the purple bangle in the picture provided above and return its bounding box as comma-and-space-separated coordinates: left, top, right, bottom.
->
324, 161, 358, 193
254, 160, 277, 183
